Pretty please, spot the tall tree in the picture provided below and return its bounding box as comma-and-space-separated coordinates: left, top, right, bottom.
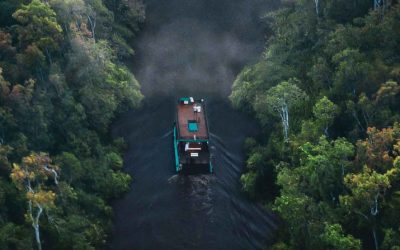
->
313, 96, 339, 136
10, 153, 59, 250
321, 223, 362, 250
12, 0, 63, 64
341, 166, 397, 250
256, 79, 308, 141
341, 124, 400, 250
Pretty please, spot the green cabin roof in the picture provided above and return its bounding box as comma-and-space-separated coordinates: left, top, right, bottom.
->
179, 97, 191, 102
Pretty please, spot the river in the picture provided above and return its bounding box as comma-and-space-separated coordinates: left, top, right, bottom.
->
108, 0, 279, 249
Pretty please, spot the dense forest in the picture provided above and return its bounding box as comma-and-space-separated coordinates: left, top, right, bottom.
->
1, 0, 400, 249
0, 0, 144, 249
230, 0, 400, 249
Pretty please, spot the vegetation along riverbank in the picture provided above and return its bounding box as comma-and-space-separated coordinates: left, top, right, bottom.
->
0, 0, 144, 249
231, 1, 400, 249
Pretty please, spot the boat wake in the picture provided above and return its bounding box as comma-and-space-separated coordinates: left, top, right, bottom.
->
109, 98, 278, 249
107, 0, 278, 247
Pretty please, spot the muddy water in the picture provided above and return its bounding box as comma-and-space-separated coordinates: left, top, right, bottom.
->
109, 0, 279, 249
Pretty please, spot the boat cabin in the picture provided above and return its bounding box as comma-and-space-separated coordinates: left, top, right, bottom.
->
173, 97, 212, 173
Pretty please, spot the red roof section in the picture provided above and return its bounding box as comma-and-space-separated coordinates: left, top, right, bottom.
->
176, 100, 209, 140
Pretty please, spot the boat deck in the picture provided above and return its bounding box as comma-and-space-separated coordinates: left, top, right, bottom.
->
178, 147, 210, 165
176, 100, 209, 140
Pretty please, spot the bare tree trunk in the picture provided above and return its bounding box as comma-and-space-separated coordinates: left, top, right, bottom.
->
44, 165, 59, 185
27, 180, 43, 250
362, 110, 370, 128
87, 15, 96, 41
45, 47, 52, 65
279, 105, 289, 142
374, 0, 391, 16
284, 107, 289, 141
0, 127, 4, 144
324, 126, 329, 137
374, 0, 380, 10
33, 205, 43, 250
372, 226, 378, 250
352, 111, 365, 131
314, 0, 319, 16
370, 193, 379, 216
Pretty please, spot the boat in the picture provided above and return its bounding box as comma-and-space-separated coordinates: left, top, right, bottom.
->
173, 97, 212, 173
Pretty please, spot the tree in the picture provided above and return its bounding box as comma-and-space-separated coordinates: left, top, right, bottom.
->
340, 124, 400, 250
374, 0, 392, 15
321, 223, 362, 250
313, 96, 339, 136
374, 81, 400, 104
382, 227, 400, 250
273, 192, 318, 248
0, 68, 10, 103
0, 222, 32, 250
10, 153, 59, 250
231, 2, 400, 249
308, 57, 333, 91
240, 171, 258, 198
0, 0, 143, 248
12, 0, 63, 63
314, 0, 320, 16
114, 0, 145, 31
0, 30, 16, 62
48, 0, 88, 36
230, 66, 262, 112
345, 82, 399, 135
340, 166, 397, 250
299, 136, 354, 202
355, 124, 400, 173
67, 37, 142, 132
332, 49, 373, 98
256, 79, 308, 141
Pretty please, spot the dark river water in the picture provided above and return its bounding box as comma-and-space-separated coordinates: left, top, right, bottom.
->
108, 0, 279, 249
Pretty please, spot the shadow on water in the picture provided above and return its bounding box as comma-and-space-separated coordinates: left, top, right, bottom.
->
108, 0, 280, 249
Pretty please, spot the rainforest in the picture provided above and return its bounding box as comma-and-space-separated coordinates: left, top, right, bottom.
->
0, 0, 399, 250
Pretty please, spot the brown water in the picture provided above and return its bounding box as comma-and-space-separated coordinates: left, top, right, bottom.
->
108, 0, 279, 249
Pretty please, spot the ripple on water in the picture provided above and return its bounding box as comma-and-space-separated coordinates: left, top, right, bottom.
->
108, 0, 279, 248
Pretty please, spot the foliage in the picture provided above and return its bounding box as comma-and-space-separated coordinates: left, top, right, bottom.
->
231, 1, 400, 249
11, 153, 59, 250
255, 78, 308, 141
313, 96, 339, 136
0, 0, 144, 248
321, 223, 362, 250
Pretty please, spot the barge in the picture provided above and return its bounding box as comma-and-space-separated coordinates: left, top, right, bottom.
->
173, 97, 212, 173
